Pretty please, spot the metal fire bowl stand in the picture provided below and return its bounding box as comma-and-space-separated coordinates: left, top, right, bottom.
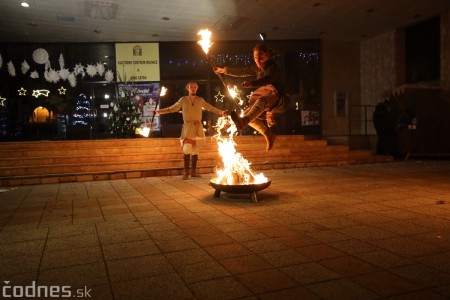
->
210, 179, 272, 203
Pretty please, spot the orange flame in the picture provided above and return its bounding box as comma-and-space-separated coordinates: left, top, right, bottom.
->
197, 29, 213, 54
159, 86, 167, 97
136, 126, 150, 137
213, 117, 267, 185
227, 85, 239, 99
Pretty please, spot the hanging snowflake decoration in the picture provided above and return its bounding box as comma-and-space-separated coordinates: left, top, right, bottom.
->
96, 62, 105, 76
68, 73, 77, 87
30, 71, 39, 79
44, 60, 51, 70
7, 61, 16, 77
73, 64, 85, 77
86, 64, 97, 77
21, 60, 30, 74
105, 69, 114, 83
44, 70, 50, 82
44, 68, 59, 83
58, 68, 70, 81
59, 53, 65, 69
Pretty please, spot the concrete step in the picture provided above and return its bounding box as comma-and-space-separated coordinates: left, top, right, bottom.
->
0, 135, 393, 186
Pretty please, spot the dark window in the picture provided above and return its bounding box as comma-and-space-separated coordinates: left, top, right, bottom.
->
405, 16, 440, 84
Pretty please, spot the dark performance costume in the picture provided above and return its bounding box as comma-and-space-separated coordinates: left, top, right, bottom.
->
223, 58, 289, 151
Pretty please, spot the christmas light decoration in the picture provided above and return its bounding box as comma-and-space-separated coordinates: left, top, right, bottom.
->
214, 91, 225, 103
58, 86, 66, 95
32, 89, 50, 98
18, 87, 27, 96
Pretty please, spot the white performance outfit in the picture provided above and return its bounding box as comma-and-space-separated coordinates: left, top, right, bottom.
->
157, 95, 223, 154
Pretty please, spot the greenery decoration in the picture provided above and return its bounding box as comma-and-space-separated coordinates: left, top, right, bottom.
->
109, 86, 141, 138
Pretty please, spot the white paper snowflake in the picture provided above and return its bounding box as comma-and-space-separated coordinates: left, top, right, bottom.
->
73, 64, 85, 76
59, 53, 65, 69
68, 73, 77, 87
86, 64, 97, 77
105, 69, 114, 83
44, 70, 50, 82
7, 61, 16, 77
59, 68, 70, 81
48, 68, 60, 83
96, 62, 105, 76
30, 70, 39, 79
21, 60, 30, 74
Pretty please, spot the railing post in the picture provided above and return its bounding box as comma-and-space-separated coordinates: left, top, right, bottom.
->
364, 105, 368, 135
348, 105, 352, 135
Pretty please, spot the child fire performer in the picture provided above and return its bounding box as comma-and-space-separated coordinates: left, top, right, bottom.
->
154, 81, 227, 180
214, 43, 289, 151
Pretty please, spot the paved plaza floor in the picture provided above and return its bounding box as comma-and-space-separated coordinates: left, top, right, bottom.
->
1, 160, 450, 299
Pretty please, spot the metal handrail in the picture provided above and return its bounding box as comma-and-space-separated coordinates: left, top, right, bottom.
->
348, 104, 376, 136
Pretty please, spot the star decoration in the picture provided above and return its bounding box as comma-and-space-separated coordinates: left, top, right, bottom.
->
32, 89, 50, 98
58, 86, 66, 95
18, 87, 27, 96
214, 91, 225, 103
0, 97, 6, 107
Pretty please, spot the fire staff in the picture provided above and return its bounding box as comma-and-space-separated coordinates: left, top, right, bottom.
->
214, 43, 289, 151
154, 81, 227, 180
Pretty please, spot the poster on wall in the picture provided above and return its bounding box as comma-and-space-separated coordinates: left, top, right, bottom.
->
115, 43, 160, 82
301, 110, 320, 126
118, 82, 161, 132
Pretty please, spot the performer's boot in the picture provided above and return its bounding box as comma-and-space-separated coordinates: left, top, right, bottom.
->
230, 101, 265, 132
229, 111, 249, 132
263, 128, 276, 151
191, 155, 201, 178
182, 154, 190, 180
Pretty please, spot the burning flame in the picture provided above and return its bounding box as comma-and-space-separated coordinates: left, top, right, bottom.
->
137, 86, 167, 137
160, 86, 167, 97
226, 85, 245, 106
197, 29, 213, 54
227, 85, 239, 99
213, 117, 267, 185
136, 126, 150, 137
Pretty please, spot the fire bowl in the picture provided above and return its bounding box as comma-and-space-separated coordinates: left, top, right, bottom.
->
209, 178, 272, 203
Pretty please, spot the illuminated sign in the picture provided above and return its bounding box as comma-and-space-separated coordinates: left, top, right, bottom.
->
115, 43, 160, 82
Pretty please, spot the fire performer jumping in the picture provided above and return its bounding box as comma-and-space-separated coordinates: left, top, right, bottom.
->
154, 81, 228, 180
214, 43, 289, 151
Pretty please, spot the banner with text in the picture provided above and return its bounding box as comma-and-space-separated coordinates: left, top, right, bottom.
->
115, 43, 160, 82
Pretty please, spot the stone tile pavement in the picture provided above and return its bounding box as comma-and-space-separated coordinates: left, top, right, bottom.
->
1, 160, 450, 299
